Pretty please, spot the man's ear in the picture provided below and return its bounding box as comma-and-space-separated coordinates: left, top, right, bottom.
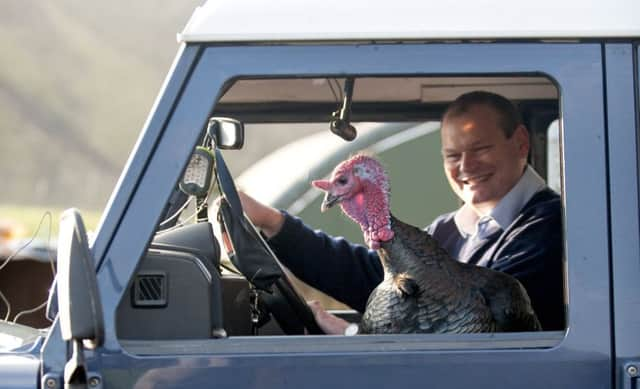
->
514, 125, 530, 158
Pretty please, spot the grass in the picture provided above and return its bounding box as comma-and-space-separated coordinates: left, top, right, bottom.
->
0, 205, 102, 241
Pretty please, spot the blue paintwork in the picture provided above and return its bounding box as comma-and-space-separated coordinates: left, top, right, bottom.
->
0, 354, 40, 389
94, 348, 608, 388
606, 43, 640, 386
91, 44, 204, 261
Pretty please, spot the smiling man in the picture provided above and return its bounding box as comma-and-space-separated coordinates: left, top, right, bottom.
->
240, 91, 565, 333
424, 92, 564, 331
441, 98, 530, 215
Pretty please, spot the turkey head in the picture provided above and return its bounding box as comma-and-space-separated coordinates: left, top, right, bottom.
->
312, 154, 394, 249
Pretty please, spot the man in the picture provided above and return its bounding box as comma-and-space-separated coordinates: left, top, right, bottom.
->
239, 91, 564, 333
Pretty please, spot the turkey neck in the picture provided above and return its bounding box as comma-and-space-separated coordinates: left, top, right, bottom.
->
341, 177, 394, 250
377, 214, 450, 278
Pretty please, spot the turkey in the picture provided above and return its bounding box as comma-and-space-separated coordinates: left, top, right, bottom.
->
312, 154, 541, 334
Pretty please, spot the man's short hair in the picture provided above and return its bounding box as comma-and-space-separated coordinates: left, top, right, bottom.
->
442, 91, 523, 138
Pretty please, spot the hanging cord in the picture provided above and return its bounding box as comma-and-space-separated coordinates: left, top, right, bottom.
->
0, 290, 10, 321
155, 193, 210, 236
160, 138, 216, 232
0, 211, 53, 272
0, 211, 54, 323
12, 301, 48, 324
327, 78, 343, 103
158, 196, 193, 227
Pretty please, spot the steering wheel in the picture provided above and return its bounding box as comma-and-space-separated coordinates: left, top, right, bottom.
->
239, 211, 325, 334
212, 147, 323, 335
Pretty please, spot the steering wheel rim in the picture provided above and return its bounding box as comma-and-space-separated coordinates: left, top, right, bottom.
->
242, 215, 324, 335
213, 146, 323, 334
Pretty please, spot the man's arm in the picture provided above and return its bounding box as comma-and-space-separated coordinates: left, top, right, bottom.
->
489, 194, 565, 330
238, 191, 285, 238
239, 191, 383, 312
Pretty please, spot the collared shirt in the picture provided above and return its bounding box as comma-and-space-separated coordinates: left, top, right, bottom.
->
453, 165, 547, 240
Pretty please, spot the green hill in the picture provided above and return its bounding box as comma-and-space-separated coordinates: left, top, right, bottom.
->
0, 0, 202, 210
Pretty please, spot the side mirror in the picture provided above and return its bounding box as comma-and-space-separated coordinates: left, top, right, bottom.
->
56, 208, 104, 348
207, 117, 244, 149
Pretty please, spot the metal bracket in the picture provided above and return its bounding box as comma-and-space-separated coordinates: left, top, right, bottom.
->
61, 340, 104, 389
42, 371, 102, 389
42, 373, 61, 389
623, 362, 639, 389
86, 373, 103, 389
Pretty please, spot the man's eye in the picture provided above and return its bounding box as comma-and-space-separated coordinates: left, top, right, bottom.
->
445, 154, 460, 161
477, 145, 492, 153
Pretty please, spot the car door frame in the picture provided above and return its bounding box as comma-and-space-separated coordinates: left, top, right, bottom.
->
606, 42, 640, 388
42, 41, 613, 389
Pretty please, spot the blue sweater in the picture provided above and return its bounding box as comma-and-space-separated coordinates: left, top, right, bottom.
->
268, 188, 564, 331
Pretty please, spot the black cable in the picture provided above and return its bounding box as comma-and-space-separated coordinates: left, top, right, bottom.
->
327, 78, 342, 103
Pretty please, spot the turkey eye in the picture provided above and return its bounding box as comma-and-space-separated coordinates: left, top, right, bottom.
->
336, 177, 348, 185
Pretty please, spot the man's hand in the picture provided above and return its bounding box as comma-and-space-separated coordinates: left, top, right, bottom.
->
237, 191, 285, 238
236, 193, 353, 334
308, 300, 351, 335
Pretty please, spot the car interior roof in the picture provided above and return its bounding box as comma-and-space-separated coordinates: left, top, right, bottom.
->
214, 76, 558, 123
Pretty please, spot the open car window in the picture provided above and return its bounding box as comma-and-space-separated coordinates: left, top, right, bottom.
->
116, 74, 565, 353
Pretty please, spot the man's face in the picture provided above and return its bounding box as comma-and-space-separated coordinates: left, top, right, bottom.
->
441, 104, 529, 214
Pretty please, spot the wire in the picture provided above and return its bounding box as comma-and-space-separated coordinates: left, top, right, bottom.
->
327, 79, 339, 102
202, 132, 213, 148
0, 211, 54, 324
0, 289, 10, 321
328, 78, 342, 103
155, 194, 209, 236
158, 196, 193, 227
12, 301, 47, 324
0, 211, 53, 273
335, 78, 344, 100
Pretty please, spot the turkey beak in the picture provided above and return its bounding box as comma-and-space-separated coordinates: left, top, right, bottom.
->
320, 193, 341, 212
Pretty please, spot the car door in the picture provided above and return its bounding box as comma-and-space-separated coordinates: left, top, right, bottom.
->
41, 41, 612, 388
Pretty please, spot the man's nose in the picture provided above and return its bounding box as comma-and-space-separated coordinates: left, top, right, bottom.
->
459, 152, 478, 173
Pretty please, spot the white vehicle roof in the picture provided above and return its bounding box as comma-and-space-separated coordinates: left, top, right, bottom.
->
179, 0, 640, 43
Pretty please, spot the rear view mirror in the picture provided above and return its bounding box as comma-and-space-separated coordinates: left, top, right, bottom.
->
56, 208, 104, 348
208, 117, 244, 149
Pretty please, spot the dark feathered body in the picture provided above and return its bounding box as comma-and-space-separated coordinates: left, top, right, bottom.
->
312, 154, 541, 335
359, 215, 541, 334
